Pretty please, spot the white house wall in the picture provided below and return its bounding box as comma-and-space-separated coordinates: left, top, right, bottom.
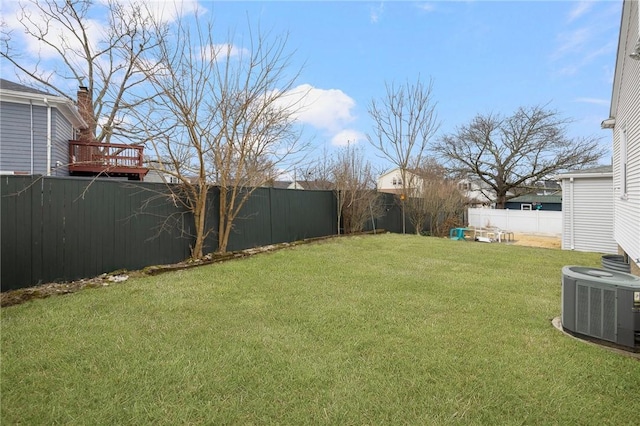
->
561, 176, 617, 254
377, 171, 403, 191
377, 168, 422, 193
612, 0, 640, 266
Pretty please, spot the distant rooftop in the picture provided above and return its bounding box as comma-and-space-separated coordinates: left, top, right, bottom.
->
508, 194, 562, 204
555, 165, 613, 178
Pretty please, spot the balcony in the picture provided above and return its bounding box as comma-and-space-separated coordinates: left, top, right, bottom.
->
68, 140, 148, 181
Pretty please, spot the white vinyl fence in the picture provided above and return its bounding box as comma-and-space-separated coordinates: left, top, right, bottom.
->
468, 208, 562, 236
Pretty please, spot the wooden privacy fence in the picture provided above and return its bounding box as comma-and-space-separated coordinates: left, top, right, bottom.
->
0, 176, 340, 291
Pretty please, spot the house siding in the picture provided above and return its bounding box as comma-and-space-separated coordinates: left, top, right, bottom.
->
51, 109, 73, 176
612, 0, 640, 266
377, 168, 423, 194
561, 176, 617, 254
0, 101, 46, 174
0, 101, 73, 176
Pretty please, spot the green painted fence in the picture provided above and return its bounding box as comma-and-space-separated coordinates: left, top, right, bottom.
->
0, 176, 340, 291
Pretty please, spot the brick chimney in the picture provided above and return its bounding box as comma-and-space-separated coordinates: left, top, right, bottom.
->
77, 86, 96, 142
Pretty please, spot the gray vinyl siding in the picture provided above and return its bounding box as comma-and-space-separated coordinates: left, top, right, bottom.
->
612, 0, 640, 265
562, 176, 617, 254
51, 109, 73, 176
0, 101, 73, 176
1, 101, 39, 173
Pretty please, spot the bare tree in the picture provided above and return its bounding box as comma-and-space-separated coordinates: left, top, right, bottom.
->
0, 0, 161, 143
367, 76, 439, 233
304, 147, 337, 190
434, 105, 606, 208
402, 158, 466, 236
332, 144, 383, 234
135, 14, 304, 257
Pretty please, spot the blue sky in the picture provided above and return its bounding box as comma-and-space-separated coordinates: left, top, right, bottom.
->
1, 1, 623, 169
208, 0, 622, 166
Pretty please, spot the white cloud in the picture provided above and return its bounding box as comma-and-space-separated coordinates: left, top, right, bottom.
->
370, 3, 384, 24
552, 27, 591, 60
551, 2, 620, 78
331, 129, 367, 147
278, 84, 357, 132
1, 1, 106, 61
553, 38, 616, 76
103, 0, 203, 24
417, 3, 436, 13
567, 1, 593, 23
199, 43, 250, 62
574, 97, 610, 106
273, 84, 364, 147
1, 0, 204, 62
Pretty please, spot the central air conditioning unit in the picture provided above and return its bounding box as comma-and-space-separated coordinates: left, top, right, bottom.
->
562, 266, 640, 351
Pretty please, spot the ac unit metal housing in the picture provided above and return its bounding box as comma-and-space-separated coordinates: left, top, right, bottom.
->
562, 266, 640, 350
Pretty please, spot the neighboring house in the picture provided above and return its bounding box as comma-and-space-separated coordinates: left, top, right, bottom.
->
505, 194, 562, 211
144, 159, 182, 184
457, 177, 497, 207
377, 168, 424, 195
271, 180, 334, 190
272, 180, 306, 190
602, 0, 640, 275
531, 179, 562, 196
0, 78, 87, 176
557, 166, 617, 255
0, 78, 147, 180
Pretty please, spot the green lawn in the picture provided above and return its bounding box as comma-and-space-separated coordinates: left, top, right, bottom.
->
2, 234, 639, 424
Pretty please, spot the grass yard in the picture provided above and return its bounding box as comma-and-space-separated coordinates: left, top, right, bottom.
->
2, 234, 639, 424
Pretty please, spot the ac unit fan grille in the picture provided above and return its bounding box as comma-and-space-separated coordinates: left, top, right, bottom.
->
603, 289, 616, 341
576, 284, 617, 343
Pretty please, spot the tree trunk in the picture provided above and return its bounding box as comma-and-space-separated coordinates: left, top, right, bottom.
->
192, 185, 208, 259
218, 187, 229, 253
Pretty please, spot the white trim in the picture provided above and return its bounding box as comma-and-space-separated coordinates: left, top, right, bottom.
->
45, 98, 52, 176
569, 177, 575, 250
620, 125, 628, 199
554, 171, 613, 179
0, 87, 87, 129
30, 100, 34, 174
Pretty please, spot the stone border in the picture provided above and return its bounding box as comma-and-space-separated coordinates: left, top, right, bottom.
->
1, 232, 383, 308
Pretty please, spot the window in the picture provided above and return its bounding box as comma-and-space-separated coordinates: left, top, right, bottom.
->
521, 204, 532, 211
621, 126, 628, 199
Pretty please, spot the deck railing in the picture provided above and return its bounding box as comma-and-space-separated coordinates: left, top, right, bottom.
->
69, 140, 144, 168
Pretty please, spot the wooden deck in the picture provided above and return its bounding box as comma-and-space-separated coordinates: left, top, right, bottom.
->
68, 140, 148, 180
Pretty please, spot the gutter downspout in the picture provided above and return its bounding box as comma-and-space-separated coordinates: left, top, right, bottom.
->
570, 177, 575, 250
30, 100, 34, 174
44, 97, 51, 176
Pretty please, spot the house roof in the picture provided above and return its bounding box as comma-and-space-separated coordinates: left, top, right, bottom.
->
0, 78, 54, 96
555, 165, 613, 179
378, 167, 419, 179
271, 180, 333, 190
507, 194, 562, 204
0, 78, 87, 129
